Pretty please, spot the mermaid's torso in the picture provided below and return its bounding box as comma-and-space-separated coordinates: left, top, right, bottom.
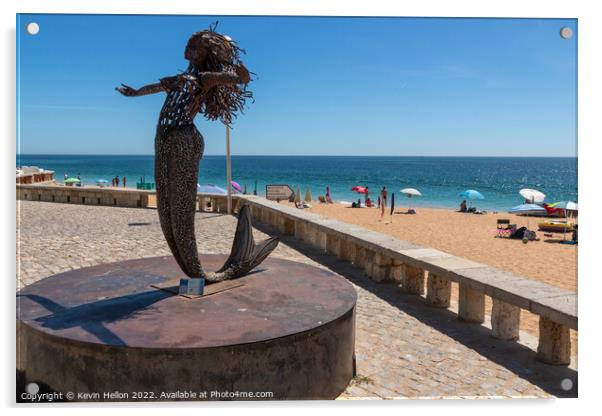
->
158, 72, 201, 127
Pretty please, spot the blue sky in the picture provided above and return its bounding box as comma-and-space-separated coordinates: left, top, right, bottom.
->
17, 14, 577, 156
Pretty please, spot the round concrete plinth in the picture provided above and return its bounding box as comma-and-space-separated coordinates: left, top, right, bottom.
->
17, 255, 357, 401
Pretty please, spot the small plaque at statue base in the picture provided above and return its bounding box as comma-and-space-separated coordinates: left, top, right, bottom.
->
151, 276, 245, 299
179, 278, 205, 296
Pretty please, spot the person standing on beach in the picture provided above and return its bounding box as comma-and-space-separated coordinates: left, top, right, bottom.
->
380, 186, 388, 208
326, 186, 333, 203
364, 187, 369, 205
123, 176, 127, 188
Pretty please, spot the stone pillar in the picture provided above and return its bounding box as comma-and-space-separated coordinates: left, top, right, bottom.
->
370, 252, 394, 283
426, 273, 451, 308
260, 207, 270, 224
303, 224, 313, 244
400, 264, 425, 295
491, 299, 520, 341
140, 193, 150, 208
294, 221, 305, 241
362, 249, 376, 278
326, 233, 341, 257
339, 239, 357, 263
390, 259, 403, 283
458, 283, 485, 323
354, 246, 366, 269
314, 228, 327, 252
283, 218, 295, 236
215, 197, 224, 213
270, 212, 284, 233
232, 199, 241, 214
537, 317, 571, 365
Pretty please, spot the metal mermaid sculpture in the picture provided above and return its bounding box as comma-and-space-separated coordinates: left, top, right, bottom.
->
116, 25, 278, 283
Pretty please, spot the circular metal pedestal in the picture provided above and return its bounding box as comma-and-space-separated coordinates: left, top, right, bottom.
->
17, 255, 357, 401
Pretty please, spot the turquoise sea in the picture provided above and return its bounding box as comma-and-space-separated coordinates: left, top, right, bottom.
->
16, 155, 577, 211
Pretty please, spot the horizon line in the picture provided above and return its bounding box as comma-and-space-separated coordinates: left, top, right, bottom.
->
16, 153, 577, 158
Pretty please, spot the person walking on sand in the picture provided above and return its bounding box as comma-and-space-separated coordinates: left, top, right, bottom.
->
123, 176, 127, 188
326, 186, 333, 203
364, 186, 369, 205
380, 186, 387, 209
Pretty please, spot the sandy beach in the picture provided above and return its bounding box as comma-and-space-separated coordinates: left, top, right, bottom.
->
297, 202, 577, 349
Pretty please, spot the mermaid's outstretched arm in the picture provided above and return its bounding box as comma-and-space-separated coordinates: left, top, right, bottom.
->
115, 83, 163, 97
116, 75, 182, 97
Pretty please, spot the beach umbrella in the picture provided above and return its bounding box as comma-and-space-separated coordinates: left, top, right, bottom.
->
352, 186, 367, 206
197, 184, 228, 195
550, 201, 578, 240
549, 201, 578, 211
401, 188, 422, 212
401, 188, 422, 197
304, 187, 313, 203
231, 180, 242, 193
508, 204, 546, 215
519, 188, 546, 204
294, 186, 302, 206
509, 203, 547, 231
460, 189, 484, 200
64, 178, 80, 184
460, 189, 484, 209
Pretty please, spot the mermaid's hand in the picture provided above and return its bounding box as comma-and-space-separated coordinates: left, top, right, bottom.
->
116, 84, 138, 96
235, 65, 251, 84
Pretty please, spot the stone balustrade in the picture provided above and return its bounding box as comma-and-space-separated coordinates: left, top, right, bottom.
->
229, 195, 577, 366
16, 185, 577, 365
17, 184, 151, 208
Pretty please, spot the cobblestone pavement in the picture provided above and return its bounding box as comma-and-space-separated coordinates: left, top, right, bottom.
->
16, 201, 577, 399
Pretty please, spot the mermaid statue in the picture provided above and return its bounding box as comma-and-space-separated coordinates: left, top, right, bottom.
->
116, 24, 278, 283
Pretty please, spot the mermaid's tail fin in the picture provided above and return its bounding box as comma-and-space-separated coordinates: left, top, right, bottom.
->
207, 204, 279, 283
